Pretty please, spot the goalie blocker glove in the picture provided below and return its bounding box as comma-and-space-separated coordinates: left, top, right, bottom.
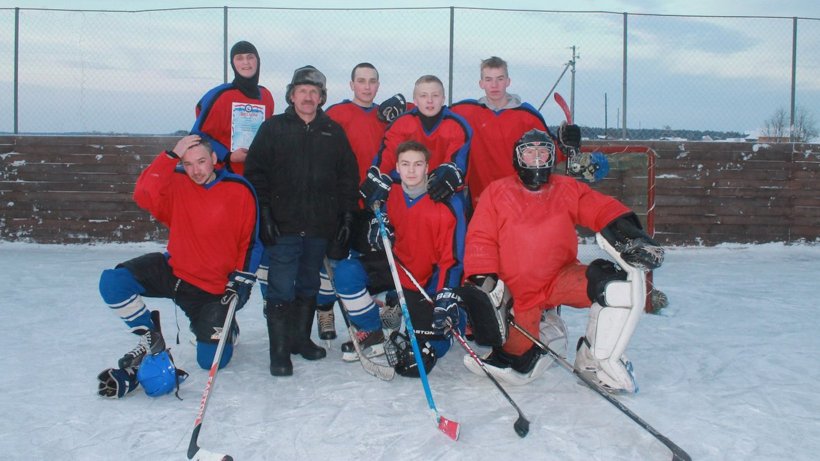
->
377, 93, 407, 123
360, 166, 392, 208
427, 162, 464, 202
600, 213, 665, 270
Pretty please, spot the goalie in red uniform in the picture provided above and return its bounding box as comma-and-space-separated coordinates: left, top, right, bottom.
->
450, 129, 664, 392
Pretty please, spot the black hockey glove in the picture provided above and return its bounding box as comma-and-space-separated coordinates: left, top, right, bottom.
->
97, 367, 140, 399
327, 211, 354, 260
222, 270, 257, 311
558, 122, 582, 149
433, 288, 462, 334
427, 162, 464, 202
367, 213, 394, 251
359, 166, 393, 208
259, 207, 280, 247
377, 93, 407, 123
601, 213, 665, 270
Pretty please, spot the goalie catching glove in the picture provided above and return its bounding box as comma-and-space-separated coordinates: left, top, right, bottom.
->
600, 213, 665, 270
427, 162, 464, 202
377, 93, 407, 123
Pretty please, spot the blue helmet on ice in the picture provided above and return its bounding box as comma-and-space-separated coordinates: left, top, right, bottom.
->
137, 350, 187, 397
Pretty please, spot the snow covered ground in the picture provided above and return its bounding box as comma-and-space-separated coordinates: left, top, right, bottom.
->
1, 241, 818, 460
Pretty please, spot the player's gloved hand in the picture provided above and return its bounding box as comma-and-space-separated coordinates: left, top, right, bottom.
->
377, 93, 407, 123
327, 211, 354, 260
601, 213, 665, 270
222, 270, 257, 310
433, 287, 462, 334
427, 162, 464, 202
568, 151, 610, 183
360, 166, 393, 208
558, 122, 582, 149
367, 212, 394, 251
259, 207, 280, 247
97, 367, 140, 399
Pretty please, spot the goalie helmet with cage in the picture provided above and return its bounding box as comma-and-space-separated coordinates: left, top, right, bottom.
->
513, 129, 555, 190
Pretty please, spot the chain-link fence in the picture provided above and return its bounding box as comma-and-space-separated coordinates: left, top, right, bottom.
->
2, 7, 819, 139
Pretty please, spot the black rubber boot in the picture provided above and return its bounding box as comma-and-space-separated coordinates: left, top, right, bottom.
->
291, 297, 327, 360
266, 303, 293, 376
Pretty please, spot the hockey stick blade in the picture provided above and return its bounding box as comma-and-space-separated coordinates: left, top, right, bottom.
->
509, 318, 690, 461
554, 92, 572, 124
348, 325, 396, 381
188, 441, 233, 461
438, 415, 460, 441
451, 328, 529, 438
186, 297, 238, 460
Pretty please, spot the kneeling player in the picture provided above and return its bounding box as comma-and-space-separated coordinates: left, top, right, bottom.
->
459, 129, 663, 392
335, 141, 468, 377
96, 135, 261, 399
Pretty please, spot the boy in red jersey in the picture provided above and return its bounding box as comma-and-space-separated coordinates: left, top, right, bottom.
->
360, 75, 472, 208
334, 141, 468, 377
191, 41, 275, 176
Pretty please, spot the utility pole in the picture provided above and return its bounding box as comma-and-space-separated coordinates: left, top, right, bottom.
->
604, 92, 608, 139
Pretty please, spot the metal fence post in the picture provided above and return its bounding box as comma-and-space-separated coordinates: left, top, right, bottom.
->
14, 7, 19, 134
789, 16, 797, 142
448, 7, 454, 106
223, 6, 229, 84
622, 12, 628, 140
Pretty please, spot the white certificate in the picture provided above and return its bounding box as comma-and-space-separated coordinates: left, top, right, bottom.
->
231, 102, 266, 151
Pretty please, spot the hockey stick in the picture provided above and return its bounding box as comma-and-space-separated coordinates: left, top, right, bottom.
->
509, 319, 690, 461
373, 204, 460, 441
186, 296, 238, 461
554, 92, 573, 124
394, 260, 529, 438
324, 257, 396, 381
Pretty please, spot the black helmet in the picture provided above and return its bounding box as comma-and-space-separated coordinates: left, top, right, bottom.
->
513, 129, 555, 190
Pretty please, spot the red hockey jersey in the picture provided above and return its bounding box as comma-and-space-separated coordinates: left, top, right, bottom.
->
134, 153, 260, 295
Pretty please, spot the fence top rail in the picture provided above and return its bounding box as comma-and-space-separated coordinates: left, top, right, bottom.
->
0, 6, 818, 20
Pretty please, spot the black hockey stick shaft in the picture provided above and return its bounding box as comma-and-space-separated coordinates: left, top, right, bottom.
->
186, 296, 238, 461
509, 318, 691, 461
450, 327, 529, 438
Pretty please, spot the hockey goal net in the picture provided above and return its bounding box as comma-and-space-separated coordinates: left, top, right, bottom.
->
569, 145, 662, 313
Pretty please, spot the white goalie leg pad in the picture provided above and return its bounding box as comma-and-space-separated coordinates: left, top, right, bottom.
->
575, 233, 648, 393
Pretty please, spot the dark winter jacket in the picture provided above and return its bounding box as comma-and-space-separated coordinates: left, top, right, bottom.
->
245, 107, 359, 240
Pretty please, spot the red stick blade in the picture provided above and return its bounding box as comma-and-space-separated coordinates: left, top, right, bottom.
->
438, 416, 460, 441
554, 92, 572, 124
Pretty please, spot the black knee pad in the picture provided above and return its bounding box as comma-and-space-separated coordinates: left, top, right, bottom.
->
190, 300, 228, 343
586, 259, 628, 306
